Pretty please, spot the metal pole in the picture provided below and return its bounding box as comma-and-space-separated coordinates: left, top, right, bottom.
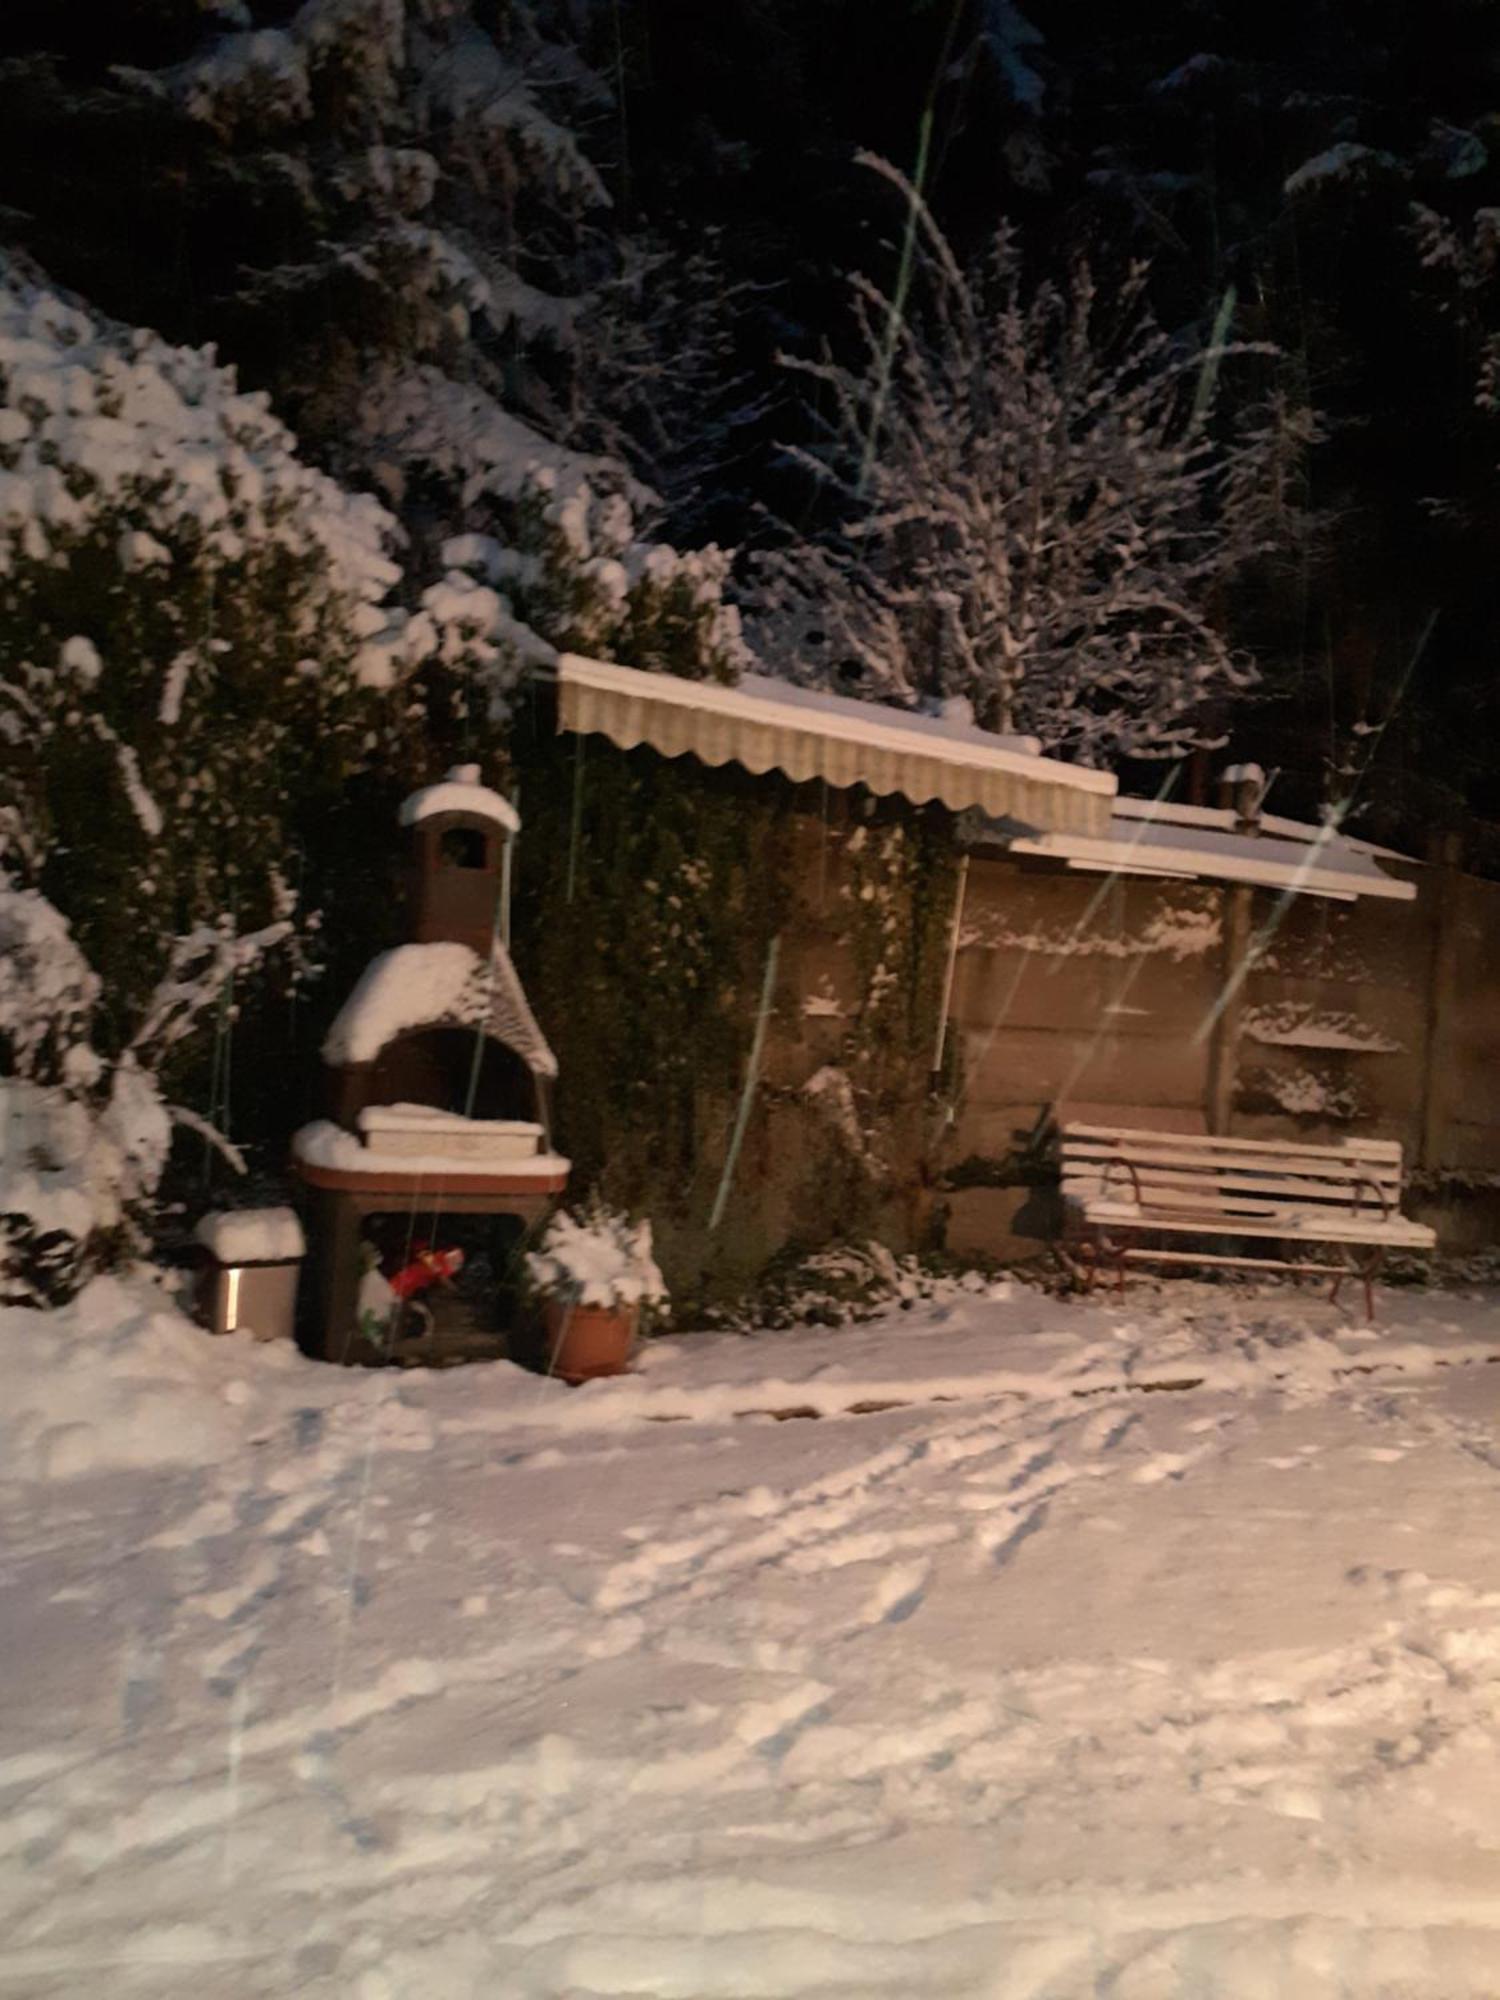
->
709, 933, 781, 1234
931, 852, 969, 1080
565, 736, 586, 904
1207, 883, 1253, 1135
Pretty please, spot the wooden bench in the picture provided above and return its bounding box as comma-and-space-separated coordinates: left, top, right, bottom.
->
1058, 1122, 1436, 1315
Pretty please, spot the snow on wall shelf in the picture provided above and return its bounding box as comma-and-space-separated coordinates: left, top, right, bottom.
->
1240, 1067, 1362, 1122
1243, 1006, 1404, 1054
398, 764, 520, 835
962, 898, 1222, 961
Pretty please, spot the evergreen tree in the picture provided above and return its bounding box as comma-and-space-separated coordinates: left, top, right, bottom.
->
0, 1, 745, 689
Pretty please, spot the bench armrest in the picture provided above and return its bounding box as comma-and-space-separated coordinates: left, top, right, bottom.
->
1102, 1156, 1143, 1205
1353, 1174, 1392, 1223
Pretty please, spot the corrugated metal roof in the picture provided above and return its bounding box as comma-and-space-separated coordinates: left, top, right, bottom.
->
963, 795, 1418, 902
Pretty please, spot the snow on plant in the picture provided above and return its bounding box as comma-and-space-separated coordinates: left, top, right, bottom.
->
439, 471, 749, 693
0, 257, 484, 1026
0, 876, 285, 1306
750, 156, 1312, 763
562, 237, 771, 548
724, 1238, 1004, 1332
1411, 202, 1500, 415
110, 2, 749, 697
0, 256, 477, 1292
0, 258, 433, 680
526, 1199, 668, 1312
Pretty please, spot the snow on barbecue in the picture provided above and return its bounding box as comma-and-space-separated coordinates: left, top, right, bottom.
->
321, 942, 499, 1068
397, 764, 520, 836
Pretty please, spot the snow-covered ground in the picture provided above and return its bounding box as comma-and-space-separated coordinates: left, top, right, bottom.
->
5, 1275, 1500, 1997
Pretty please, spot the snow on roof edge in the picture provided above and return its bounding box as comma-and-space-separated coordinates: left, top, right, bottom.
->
986, 816, 1417, 901
1112, 792, 1419, 867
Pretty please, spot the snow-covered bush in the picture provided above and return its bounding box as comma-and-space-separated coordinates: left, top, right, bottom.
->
0, 257, 493, 1271
704, 1239, 1008, 1332
526, 1200, 668, 1312
749, 157, 1311, 762
0, 257, 470, 1026
0, 878, 282, 1306
754, 1238, 910, 1329
437, 473, 747, 700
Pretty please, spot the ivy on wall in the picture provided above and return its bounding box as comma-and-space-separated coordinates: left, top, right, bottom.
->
509, 692, 961, 1308
829, 797, 959, 1198
511, 704, 793, 1259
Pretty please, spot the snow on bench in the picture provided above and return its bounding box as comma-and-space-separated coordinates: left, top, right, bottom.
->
1058, 1121, 1435, 1313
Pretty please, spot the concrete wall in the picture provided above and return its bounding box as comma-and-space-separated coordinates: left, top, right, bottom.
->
904, 844, 1499, 1258
1431, 872, 1500, 1169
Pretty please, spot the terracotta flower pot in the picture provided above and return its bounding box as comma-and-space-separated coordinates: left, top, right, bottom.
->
544, 1298, 638, 1383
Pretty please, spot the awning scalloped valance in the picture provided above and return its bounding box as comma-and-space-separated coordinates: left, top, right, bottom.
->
555, 655, 1116, 837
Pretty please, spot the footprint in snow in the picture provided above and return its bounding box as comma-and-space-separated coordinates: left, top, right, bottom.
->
1131, 1447, 1210, 1485
858, 1559, 930, 1628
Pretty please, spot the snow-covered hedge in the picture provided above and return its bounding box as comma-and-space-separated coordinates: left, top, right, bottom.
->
0, 262, 458, 1291
0, 257, 460, 998
0, 880, 277, 1306
436, 471, 747, 697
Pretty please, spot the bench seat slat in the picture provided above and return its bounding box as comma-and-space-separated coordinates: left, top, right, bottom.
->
1069, 1198, 1435, 1248
1120, 1247, 1366, 1274
1064, 1168, 1408, 1208
1072, 1176, 1400, 1224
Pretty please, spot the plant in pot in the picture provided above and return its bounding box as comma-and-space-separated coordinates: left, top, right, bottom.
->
526, 1199, 667, 1383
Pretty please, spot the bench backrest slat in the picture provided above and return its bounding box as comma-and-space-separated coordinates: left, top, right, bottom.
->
1061, 1141, 1401, 1191
1062, 1121, 1401, 1165
1064, 1160, 1408, 1184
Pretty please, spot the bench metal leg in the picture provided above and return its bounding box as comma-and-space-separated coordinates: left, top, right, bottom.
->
1078, 1229, 1126, 1299
1076, 1233, 1098, 1296
1330, 1244, 1384, 1321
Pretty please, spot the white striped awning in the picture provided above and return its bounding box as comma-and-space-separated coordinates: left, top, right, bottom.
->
555, 654, 1115, 836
